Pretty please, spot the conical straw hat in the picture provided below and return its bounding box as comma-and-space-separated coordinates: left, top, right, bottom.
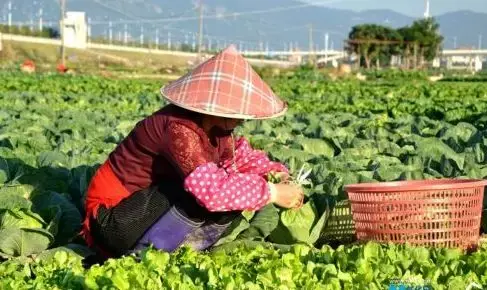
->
160, 45, 288, 119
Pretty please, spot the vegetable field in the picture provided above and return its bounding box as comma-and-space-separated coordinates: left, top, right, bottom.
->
1, 70, 487, 289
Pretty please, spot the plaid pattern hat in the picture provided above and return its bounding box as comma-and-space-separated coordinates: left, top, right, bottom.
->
160, 45, 288, 119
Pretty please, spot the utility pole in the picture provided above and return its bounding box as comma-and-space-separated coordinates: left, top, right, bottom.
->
168, 31, 172, 50
87, 17, 91, 43
39, 8, 43, 31
424, 0, 430, 18
197, 0, 204, 59
140, 25, 144, 46
479, 34, 482, 50
124, 24, 128, 45
308, 24, 314, 65
324, 32, 329, 64
155, 28, 159, 48
7, 1, 12, 28
59, 0, 66, 66
108, 21, 113, 44
453, 36, 457, 49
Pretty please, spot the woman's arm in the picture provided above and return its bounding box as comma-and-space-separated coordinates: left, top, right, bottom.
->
163, 122, 273, 212
220, 137, 289, 177
183, 163, 274, 212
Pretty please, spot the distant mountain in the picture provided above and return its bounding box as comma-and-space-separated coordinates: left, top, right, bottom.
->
436, 11, 487, 49
0, 0, 485, 49
305, 0, 487, 17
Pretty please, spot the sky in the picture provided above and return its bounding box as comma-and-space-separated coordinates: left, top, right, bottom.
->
304, 0, 487, 17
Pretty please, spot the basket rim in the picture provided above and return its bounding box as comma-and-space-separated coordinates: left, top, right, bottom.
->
344, 178, 487, 193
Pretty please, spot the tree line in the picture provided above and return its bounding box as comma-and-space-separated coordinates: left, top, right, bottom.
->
346, 18, 443, 69
0, 24, 60, 39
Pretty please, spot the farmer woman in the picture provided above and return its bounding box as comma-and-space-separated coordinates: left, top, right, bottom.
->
81, 45, 304, 257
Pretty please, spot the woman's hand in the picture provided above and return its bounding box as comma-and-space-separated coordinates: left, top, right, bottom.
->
273, 171, 290, 183
269, 183, 304, 209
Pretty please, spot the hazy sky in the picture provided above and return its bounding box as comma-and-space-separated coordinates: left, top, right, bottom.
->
305, 0, 487, 17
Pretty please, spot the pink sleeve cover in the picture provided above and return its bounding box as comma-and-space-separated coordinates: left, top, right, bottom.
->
183, 163, 272, 212
220, 137, 289, 176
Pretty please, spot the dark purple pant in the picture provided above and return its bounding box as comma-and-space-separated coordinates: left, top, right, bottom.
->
134, 206, 231, 252
89, 182, 238, 256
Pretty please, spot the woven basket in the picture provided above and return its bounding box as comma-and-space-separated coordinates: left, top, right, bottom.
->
317, 200, 356, 246
345, 179, 487, 249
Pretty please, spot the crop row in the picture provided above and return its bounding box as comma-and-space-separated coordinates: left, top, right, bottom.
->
2, 242, 487, 289
1, 71, 487, 289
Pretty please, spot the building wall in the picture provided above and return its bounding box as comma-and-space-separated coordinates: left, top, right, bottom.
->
63, 12, 87, 49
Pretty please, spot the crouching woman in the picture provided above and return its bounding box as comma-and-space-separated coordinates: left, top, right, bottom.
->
81, 45, 304, 257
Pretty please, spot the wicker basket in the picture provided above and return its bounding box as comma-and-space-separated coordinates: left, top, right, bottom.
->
318, 200, 356, 246
345, 179, 487, 249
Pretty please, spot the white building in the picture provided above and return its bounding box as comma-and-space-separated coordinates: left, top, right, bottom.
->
451, 55, 483, 72
61, 12, 87, 49
474, 56, 483, 72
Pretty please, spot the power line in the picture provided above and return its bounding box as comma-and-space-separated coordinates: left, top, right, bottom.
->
28, 0, 346, 51
90, 0, 143, 21
88, 1, 339, 25
35, 0, 345, 49
85, 15, 331, 49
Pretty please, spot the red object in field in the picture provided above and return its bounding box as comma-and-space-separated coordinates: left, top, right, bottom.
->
345, 179, 487, 249
23, 59, 35, 67
57, 63, 67, 73
21, 60, 36, 73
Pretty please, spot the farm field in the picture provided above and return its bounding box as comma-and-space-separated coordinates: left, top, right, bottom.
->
0, 40, 193, 76
1, 70, 487, 289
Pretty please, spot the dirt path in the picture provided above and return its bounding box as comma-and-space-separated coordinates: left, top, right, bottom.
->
110, 73, 182, 80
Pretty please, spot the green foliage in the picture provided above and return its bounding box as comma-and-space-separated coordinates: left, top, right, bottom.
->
361, 69, 429, 81
0, 72, 486, 287
0, 24, 59, 38
1, 242, 487, 289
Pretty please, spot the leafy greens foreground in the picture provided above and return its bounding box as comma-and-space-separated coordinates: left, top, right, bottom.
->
1, 70, 487, 288
2, 242, 487, 289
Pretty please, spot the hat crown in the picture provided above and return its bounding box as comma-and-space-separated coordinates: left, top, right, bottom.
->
161, 45, 287, 119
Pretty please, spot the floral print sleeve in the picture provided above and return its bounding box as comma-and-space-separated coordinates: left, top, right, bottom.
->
183, 163, 272, 212
164, 123, 272, 212
220, 137, 289, 177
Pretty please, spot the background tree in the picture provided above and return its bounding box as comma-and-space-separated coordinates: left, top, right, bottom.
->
347, 17, 443, 69
375, 26, 402, 68
410, 18, 443, 65
347, 24, 403, 68
346, 24, 380, 68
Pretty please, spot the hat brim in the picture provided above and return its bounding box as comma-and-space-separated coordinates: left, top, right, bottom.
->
160, 87, 288, 120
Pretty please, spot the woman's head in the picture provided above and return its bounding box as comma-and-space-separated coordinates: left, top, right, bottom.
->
160, 46, 287, 125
